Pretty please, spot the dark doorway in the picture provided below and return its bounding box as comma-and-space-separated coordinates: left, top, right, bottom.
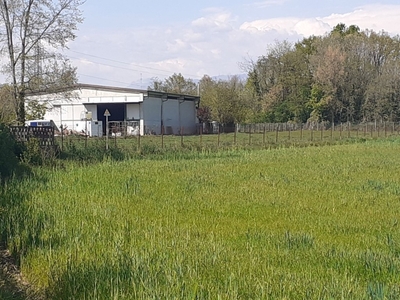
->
97, 103, 126, 134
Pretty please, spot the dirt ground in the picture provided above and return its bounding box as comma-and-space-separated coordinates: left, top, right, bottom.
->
0, 246, 39, 300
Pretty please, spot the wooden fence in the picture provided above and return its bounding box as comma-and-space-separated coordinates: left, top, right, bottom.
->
10, 126, 55, 147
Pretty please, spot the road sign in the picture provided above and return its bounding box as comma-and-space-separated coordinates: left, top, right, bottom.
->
104, 109, 111, 117
104, 109, 111, 150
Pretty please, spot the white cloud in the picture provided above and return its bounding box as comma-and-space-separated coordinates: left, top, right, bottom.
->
66, 4, 400, 88
240, 17, 300, 34
240, 4, 400, 38
293, 19, 331, 37
322, 4, 400, 35
192, 11, 235, 32
250, 0, 287, 8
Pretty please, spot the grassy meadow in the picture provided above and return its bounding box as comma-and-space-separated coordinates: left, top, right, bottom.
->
59, 124, 399, 156
1, 138, 400, 299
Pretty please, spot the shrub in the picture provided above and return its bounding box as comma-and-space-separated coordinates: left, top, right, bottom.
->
0, 124, 19, 180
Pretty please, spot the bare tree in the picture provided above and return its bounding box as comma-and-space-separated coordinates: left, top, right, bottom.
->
0, 0, 84, 124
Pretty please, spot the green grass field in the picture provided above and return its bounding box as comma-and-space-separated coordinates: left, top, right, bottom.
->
1, 138, 400, 299
59, 125, 399, 155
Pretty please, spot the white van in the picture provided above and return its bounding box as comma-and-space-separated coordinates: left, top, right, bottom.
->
25, 120, 58, 130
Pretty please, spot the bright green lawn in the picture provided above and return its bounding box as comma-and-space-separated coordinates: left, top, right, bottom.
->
1, 139, 400, 299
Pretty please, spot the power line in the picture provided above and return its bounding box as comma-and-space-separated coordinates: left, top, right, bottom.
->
67, 49, 174, 74
68, 54, 168, 78
65, 49, 201, 79
77, 73, 136, 87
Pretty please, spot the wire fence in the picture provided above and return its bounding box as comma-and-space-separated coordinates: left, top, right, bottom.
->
56, 121, 400, 153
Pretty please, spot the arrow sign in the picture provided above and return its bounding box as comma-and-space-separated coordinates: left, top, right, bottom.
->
104, 109, 111, 117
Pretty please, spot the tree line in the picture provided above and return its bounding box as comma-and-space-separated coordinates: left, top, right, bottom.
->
150, 24, 400, 125
1, 16, 399, 126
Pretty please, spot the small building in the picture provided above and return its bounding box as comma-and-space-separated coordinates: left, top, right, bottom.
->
31, 84, 200, 136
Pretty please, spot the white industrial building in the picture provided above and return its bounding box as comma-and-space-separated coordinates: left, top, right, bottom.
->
30, 84, 200, 136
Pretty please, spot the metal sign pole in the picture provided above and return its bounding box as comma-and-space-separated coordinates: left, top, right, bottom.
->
104, 109, 111, 150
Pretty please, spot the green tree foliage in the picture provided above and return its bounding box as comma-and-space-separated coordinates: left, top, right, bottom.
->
244, 40, 314, 123
0, 0, 84, 125
0, 85, 16, 124
245, 24, 400, 123
26, 99, 47, 121
149, 73, 198, 95
196, 106, 212, 124
0, 124, 19, 180
199, 75, 249, 125
151, 24, 400, 125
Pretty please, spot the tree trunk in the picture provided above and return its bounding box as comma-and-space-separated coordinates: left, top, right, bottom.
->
16, 91, 25, 125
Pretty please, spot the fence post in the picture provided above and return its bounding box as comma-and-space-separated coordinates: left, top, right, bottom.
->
288, 125, 291, 141
263, 125, 266, 147
320, 125, 323, 141
217, 124, 220, 148
137, 131, 141, 151
300, 123, 303, 140
61, 125, 64, 152
200, 125, 203, 147
275, 125, 279, 143
311, 125, 314, 142
249, 124, 252, 145
161, 125, 164, 149
346, 122, 349, 138
384, 122, 387, 137
377, 123, 380, 137
234, 124, 237, 145
179, 126, 183, 148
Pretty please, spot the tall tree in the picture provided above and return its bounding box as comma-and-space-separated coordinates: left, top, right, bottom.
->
199, 75, 248, 124
148, 73, 198, 96
310, 37, 347, 122
0, 0, 84, 124
244, 40, 314, 122
0, 84, 15, 123
243, 23, 400, 124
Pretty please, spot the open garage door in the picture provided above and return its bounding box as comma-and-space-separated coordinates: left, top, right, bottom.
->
97, 103, 126, 134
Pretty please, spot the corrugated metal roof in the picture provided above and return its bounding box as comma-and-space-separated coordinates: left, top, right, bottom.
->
27, 83, 200, 102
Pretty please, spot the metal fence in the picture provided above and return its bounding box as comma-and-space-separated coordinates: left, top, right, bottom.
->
10, 126, 55, 147
109, 121, 140, 137
55, 121, 400, 153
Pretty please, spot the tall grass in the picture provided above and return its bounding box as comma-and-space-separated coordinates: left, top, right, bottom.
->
1, 139, 400, 298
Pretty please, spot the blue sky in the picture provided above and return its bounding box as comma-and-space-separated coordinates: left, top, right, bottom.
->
64, 0, 400, 88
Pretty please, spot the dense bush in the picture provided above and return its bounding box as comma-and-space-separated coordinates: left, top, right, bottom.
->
21, 138, 58, 166
0, 124, 20, 180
